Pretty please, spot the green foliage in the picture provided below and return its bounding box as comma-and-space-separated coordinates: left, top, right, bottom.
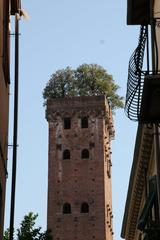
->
3, 212, 52, 240
43, 67, 75, 100
3, 228, 10, 240
43, 64, 124, 111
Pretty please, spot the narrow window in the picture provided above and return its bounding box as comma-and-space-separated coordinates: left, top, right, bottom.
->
64, 118, 71, 129
63, 203, 71, 214
81, 202, 89, 213
81, 117, 88, 128
63, 149, 70, 160
81, 149, 89, 159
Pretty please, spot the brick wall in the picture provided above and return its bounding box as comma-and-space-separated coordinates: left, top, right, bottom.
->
46, 96, 114, 240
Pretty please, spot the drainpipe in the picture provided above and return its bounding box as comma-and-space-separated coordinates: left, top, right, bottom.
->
9, 13, 19, 240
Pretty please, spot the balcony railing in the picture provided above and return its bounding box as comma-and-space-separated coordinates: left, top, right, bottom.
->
125, 25, 147, 121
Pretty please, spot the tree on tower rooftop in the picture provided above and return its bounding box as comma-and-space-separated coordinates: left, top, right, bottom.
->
43, 64, 124, 111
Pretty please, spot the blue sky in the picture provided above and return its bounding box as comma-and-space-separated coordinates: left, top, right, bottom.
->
5, 1, 139, 239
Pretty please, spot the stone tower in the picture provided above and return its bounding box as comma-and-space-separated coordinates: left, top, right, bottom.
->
46, 95, 114, 240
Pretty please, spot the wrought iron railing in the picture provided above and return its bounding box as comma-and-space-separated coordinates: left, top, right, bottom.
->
125, 25, 147, 121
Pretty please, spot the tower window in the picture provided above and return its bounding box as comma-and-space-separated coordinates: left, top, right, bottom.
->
63, 203, 71, 214
81, 149, 89, 159
64, 118, 71, 129
81, 117, 88, 128
81, 202, 89, 213
63, 149, 70, 160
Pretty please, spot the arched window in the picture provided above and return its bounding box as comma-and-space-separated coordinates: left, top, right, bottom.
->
63, 149, 70, 160
63, 203, 71, 214
81, 149, 89, 159
64, 118, 71, 129
81, 202, 89, 213
81, 117, 88, 128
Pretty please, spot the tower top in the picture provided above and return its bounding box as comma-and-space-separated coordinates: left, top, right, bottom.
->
46, 95, 115, 138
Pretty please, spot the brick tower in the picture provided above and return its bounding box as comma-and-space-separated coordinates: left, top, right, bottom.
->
46, 95, 114, 240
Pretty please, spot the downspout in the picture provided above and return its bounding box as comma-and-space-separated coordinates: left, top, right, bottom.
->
9, 13, 19, 240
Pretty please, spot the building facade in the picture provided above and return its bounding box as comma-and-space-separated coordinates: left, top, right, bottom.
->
0, 0, 10, 238
121, 124, 157, 240
0, 0, 20, 237
121, 1, 160, 240
46, 96, 114, 240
